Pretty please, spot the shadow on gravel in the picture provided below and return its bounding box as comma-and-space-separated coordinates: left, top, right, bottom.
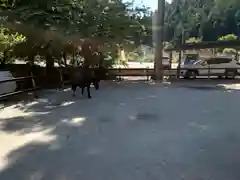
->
0, 88, 92, 134
163, 79, 240, 92
0, 87, 102, 180
1, 80, 240, 180
181, 86, 229, 91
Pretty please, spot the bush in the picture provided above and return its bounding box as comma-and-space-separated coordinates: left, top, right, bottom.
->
185, 37, 202, 44
218, 34, 238, 41
0, 27, 26, 64
223, 48, 236, 54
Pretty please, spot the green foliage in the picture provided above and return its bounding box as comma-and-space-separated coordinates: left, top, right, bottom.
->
0, 0, 153, 68
218, 34, 238, 41
127, 52, 140, 61
0, 27, 26, 49
0, 27, 26, 64
223, 48, 236, 54
2, 0, 240, 59
1, 0, 152, 45
217, 34, 238, 53
186, 37, 202, 44
164, 0, 240, 43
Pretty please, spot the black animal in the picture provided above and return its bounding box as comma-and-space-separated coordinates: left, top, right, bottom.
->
71, 68, 100, 98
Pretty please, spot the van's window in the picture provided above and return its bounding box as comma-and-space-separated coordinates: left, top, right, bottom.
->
183, 54, 199, 65
184, 59, 196, 65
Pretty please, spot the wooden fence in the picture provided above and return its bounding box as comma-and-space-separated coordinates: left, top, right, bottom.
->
106, 67, 240, 78
0, 75, 39, 100
2, 66, 240, 100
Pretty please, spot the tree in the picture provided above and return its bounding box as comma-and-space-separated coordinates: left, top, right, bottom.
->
0, 27, 26, 65
1, 0, 152, 63
0, 0, 153, 86
215, 0, 240, 9
163, 0, 240, 43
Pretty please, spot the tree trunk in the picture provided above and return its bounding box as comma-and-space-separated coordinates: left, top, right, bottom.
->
99, 52, 104, 68
45, 54, 56, 87
154, 0, 165, 81
46, 54, 54, 73
235, 49, 238, 61
177, 51, 182, 78
169, 52, 173, 69
63, 52, 67, 67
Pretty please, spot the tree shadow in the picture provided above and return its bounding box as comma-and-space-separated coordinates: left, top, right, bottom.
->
0, 90, 99, 180
0, 82, 151, 179
0, 83, 126, 180
0, 88, 77, 134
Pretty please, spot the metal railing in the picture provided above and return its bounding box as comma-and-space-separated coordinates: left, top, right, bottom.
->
0, 74, 39, 100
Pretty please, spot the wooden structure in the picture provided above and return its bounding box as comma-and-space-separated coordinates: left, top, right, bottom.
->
105, 67, 240, 80
107, 68, 176, 80
165, 40, 240, 78
165, 40, 240, 52
0, 75, 39, 99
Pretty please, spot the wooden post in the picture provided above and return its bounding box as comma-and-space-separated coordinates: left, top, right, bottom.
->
208, 64, 210, 79
169, 52, 173, 69
118, 68, 121, 81
59, 67, 64, 89
213, 48, 216, 57
31, 72, 38, 98
177, 51, 182, 78
235, 49, 238, 61
146, 67, 149, 81
154, 0, 165, 81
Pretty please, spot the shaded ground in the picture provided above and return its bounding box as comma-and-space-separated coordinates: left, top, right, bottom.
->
1, 80, 240, 180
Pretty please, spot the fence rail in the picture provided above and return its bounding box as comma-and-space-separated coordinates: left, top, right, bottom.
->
2, 67, 239, 100
0, 76, 36, 84
0, 75, 39, 99
106, 67, 240, 77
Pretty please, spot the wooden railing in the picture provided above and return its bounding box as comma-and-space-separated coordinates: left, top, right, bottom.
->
106, 67, 240, 79
1, 67, 238, 100
107, 68, 176, 79
0, 75, 39, 100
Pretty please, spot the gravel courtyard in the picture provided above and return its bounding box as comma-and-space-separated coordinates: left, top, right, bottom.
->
0, 80, 240, 180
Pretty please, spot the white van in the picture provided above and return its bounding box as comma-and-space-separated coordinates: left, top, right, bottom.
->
180, 56, 240, 79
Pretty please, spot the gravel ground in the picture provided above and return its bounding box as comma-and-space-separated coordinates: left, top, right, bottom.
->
0, 80, 240, 180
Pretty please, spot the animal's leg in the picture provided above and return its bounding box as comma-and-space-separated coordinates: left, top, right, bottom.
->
71, 84, 77, 97
81, 87, 85, 96
87, 84, 91, 99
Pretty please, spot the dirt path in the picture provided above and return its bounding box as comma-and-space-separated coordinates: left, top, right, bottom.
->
1, 81, 240, 180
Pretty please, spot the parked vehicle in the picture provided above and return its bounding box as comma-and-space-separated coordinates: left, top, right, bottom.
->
180, 56, 240, 79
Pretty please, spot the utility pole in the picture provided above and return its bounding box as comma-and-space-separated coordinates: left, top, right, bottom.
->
154, 0, 165, 80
